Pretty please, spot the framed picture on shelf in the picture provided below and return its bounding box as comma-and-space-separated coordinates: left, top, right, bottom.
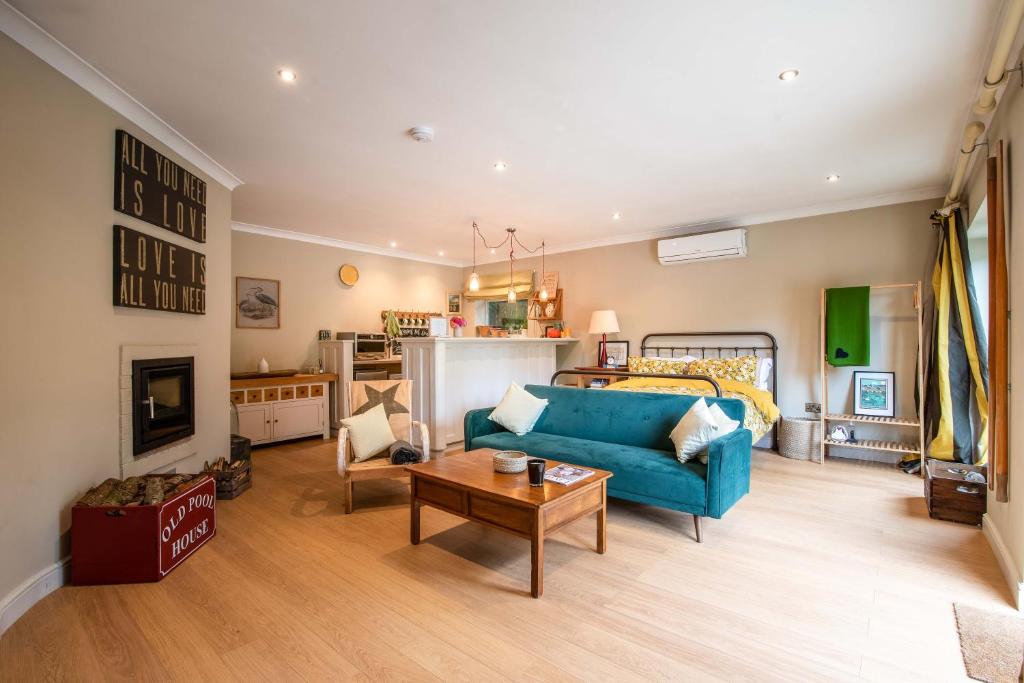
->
599, 341, 629, 368
446, 292, 462, 315
853, 371, 895, 417
236, 276, 280, 329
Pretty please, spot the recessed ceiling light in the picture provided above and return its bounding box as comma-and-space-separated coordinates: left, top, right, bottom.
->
490, 248, 496, 254
389, 240, 397, 248
438, 250, 445, 256
825, 174, 840, 182
277, 68, 298, 83
778, 69, 799, 81
493, 161, 508, 171
612, 212, 622, 220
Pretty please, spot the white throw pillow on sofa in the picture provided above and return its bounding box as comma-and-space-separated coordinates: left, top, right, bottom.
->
699, 402, 741, 464
341, 403, 397, 462
489, 383, 549, 436
670, 398, 721, 463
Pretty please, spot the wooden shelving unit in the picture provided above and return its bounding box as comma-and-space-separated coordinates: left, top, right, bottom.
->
528, 289, 564, 322
818, 282, 925, 473
824, 414, 920, 427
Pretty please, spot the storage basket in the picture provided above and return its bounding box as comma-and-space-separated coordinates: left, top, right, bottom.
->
779, 417, 822, 462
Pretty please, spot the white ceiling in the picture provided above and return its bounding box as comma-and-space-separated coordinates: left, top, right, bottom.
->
9, 0, 1000, 262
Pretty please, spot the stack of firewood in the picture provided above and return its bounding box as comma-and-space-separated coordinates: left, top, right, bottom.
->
203, 457, 246, 473
76, 474, 200, 507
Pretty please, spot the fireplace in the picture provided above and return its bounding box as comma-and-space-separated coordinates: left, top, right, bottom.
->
132, 357, 195, 456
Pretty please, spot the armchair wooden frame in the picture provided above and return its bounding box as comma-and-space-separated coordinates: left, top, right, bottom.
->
336, 380, 430, 514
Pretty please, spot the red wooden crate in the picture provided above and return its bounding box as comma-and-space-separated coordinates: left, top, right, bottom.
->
71, 475, 216, 585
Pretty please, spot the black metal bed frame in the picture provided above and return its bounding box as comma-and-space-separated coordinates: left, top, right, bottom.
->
550, 331, 779, 451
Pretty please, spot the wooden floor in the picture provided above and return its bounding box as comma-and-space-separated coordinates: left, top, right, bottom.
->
1, 440, 1012, 681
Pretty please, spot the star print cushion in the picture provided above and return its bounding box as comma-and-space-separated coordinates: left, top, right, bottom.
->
341, 403, 397, 462
488, 383, 549, 436
349, 380, 412, 441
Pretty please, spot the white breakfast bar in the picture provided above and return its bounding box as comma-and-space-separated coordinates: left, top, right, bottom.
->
401, 337, 577, 451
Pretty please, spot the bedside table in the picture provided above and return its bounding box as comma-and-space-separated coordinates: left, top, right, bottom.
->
572, 366, 631, 388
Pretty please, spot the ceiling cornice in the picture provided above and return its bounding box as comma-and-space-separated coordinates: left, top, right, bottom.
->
236, 187, 943, 269
0, 0, 242, 190
232, 222, 466, 267
473, 186, 946, 264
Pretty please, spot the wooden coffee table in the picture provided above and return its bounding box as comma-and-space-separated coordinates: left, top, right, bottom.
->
406, 448, 612, 598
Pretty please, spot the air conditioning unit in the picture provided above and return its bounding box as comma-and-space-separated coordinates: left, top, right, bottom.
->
657, 228, 747, 265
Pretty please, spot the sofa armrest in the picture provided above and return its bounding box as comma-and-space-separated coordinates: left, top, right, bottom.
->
704, 428, 752, 519
464, 408, 503, 450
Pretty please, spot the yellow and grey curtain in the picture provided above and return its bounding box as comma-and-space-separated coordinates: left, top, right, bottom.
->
923, 208, 988, 464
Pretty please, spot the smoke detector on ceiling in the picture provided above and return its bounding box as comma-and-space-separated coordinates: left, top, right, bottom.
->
408, 126, 434, 143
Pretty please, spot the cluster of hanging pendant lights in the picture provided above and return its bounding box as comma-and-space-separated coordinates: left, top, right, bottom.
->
467, 222, 546, 303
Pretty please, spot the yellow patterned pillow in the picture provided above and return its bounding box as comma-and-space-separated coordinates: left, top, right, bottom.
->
688, 355, 759, 385
627, 356, 692, 375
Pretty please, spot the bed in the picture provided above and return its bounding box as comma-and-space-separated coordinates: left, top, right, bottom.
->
552, 331, 780, 450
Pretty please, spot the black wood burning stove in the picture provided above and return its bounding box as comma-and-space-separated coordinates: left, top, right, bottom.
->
132, 357, 195, 456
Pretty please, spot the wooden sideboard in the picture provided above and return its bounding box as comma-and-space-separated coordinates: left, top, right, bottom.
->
230, 374, 336, 445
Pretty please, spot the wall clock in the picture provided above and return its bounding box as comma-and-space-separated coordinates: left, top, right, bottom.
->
338, 264, 359, 286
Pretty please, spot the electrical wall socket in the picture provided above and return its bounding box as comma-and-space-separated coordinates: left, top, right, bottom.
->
804, 402, 821, 414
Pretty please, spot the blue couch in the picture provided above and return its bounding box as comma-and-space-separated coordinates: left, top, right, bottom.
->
463, 385, 752, 541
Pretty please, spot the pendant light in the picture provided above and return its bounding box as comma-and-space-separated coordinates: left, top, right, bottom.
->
538, 242, 548, 302
507, 229, 517, 302
468, 222, 480, 292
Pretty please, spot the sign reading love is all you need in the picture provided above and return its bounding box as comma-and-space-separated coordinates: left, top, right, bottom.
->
115, 129, 207, 243
114, 225, 206, 314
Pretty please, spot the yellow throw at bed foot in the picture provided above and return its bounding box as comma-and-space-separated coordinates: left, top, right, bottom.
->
605, 377, 780, 442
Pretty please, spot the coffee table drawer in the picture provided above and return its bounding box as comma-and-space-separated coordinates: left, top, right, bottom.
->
469, 494, 533, 535
545, 487, 602, 532
415, 478, 465, 514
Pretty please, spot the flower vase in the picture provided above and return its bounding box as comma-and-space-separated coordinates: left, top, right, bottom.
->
453, 327, 463, 337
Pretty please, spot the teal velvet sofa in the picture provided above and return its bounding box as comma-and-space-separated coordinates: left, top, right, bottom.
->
463, 385, 752, 541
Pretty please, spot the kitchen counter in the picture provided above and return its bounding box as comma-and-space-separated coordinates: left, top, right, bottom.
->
400, 336, 576, 344
401, 337, 578, 451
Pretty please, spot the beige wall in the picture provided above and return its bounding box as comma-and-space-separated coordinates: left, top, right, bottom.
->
231, 231, 463, 372
0, 34, 231, 611
965, 44, 1024, 600
463, 199, 939, 425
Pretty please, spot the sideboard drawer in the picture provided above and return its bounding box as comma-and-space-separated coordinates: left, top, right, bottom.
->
230, 390, 246, 405
245, 389, 263, 403
310, 384, 324, 397
264, 387, 279, 401
280, 386, 295, 400
296, 385, 309, 399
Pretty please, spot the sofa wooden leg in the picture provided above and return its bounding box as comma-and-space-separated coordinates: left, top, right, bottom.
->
693, 515, 703, 543
344, 479, 353, 514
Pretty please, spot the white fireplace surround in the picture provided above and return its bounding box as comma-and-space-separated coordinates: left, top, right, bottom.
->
120, 343, 199, 478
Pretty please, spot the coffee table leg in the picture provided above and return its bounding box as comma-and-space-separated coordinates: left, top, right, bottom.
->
531, 515, 544, 598
410, 492, 421, 545
597, 480, 607, 554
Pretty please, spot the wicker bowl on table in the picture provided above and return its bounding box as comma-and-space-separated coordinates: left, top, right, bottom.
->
492, 450, 529, 474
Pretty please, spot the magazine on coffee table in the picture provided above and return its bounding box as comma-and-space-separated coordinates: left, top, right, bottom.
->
544, 464, 595, 486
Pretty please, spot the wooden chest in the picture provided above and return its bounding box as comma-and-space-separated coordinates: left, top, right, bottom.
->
924, 459, 986, 526
72, 475, 216, 585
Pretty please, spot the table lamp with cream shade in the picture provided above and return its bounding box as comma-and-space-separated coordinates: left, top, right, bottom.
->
589, 310, 620, 367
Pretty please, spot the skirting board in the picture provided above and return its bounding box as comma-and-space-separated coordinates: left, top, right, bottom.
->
0, 557, 69, 636
982, 513, 1023, 610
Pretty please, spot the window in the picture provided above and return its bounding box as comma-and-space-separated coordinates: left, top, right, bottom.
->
485, 299, 527, 328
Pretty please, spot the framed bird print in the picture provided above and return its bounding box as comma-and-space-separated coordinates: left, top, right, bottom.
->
236, 276, 280, 328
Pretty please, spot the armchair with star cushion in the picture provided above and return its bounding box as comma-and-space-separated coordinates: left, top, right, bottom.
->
336, 379, 429, 513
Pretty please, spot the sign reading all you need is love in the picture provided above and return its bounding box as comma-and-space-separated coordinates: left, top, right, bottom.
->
114, 225, 206, 314
115, 129, 207, 243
